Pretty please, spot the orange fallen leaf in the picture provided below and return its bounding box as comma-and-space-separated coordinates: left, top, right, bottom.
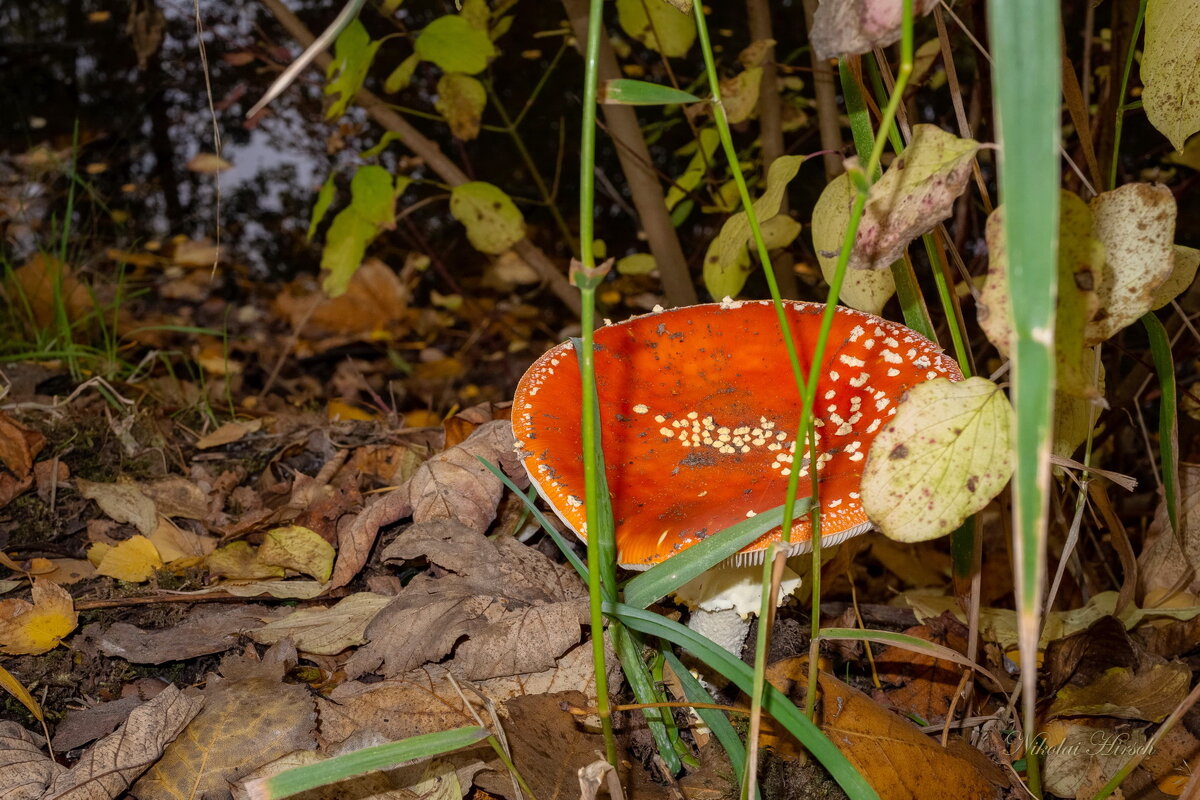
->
327, 399, 376, 422
195, 419, 262, 449
0, 578, 78, 654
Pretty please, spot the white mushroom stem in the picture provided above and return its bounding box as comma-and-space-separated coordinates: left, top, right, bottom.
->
674, 563, 803, 657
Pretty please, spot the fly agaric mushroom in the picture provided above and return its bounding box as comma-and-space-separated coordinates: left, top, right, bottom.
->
512, 300, 963, 652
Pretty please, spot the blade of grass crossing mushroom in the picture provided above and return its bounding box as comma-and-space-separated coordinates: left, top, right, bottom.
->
608, 603, 880, 800
577, 0, 619, 767
612, 624, 685, 774
664, 651, 760, 800
988, 0, 1061, 794
1143, 312, 1180, 538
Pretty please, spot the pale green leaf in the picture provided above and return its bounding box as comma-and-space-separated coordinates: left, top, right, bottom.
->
415, 15, 495, 75
862, 377, 1015, 543
665, 127, 719, 212
1152, 244, 1200, 309
324, 20, 381, 119
759, 215, 801, 249
320, 166, 396, 297
307, 174, 336, 241
979, 192, 1102, 397
616, 253, 657, 275
811, 173, 896, 315
360, 131, 403, 158
449, 182, 525, 254
435, 73, 486, 141
702, 236, 751, 299
384, 53, 420, 94
616, 0, 696, 57
460, 0, 489, 30
1086, 182, 1177, 344
1142, 0, 1200, 150
851, 124, 979, 270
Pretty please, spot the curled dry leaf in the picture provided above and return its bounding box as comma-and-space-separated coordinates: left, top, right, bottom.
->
862, 377, 1014, 543
257, 525, 335, 583
851, 124, 979, 272
812, 172, 896, 315
131, 673, 316, 800
0, 578, 77, 655
1086, 182, 1177, 344
346, 520, 586, 680
79, 605, 284, 664
1047, 661, 1191, 722
0, 410, 44, 508
811, 0, 939, 61
249, 592, 392, 655
407, 419, 526, 534
46, 685, 205, 800
195, 419, 262, 450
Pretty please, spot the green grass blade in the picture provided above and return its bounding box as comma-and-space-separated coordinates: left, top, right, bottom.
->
817, 628, 1002, 687
612, 623, 684, 774
244, 726, 489, 800
623, 501, 808, 610
664, 651, 759, 800
987, 0, 1061, 792
1143, 311, 1179, 536
608, 603, 879, 800
601, 79, 702, 105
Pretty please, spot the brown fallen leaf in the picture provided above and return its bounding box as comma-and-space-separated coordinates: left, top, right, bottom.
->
0, 720, 64, 796
76, 477, 158, 536
272, 258, 412, 341
0, 411, 45, 508
345, 520, 587, 680
52, 695, 145, 752
406, 419, 527, 535
45, 685, 205, 800
1137, 462, 1200, 601
235, 751, 467, 800
1041, 718, 1146, 800
248, 592, 392, 655
138, 476, 209, 520
78, 605, 285, 664
132, 665, 316, 800
195, 419, 262, 450
1047, 661, 1191, 722
875, 617, 970, 724
10, 253, 94, 328
765, 659, 1004, 800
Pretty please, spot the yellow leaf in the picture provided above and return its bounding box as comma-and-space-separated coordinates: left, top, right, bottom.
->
87, 542, 111, 567
862, 377, 1015, 542
205, 541, 285, 581
616, 0, 695, 57
258, 526, 335, 583
0, 578, 77, 655
186, 153, 233, 173
327, 399, 376, 421
0, 662, 43, 720
435, 73, 486, 141
812, 173, 896, 315
95, 535, 164, 582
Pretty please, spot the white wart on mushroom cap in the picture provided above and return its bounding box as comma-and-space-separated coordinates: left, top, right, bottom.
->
512, 300, 964, 570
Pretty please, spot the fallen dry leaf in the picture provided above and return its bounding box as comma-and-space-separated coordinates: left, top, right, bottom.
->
1041, 719, 1146, 800
1138, 462, 1200, 600
46, 685, 205, 800
146, 516, 215, 563
76, 477, 158, 536
235, 751, 465, 800
273, 258, 411, 341
138, 476, 209, 520
53, 695, 146, 752
257, 525, 335, 582
346, 520, 587, 680
406, 419, 526, 535
132, 668, 316, 800
92, 535, 164, 582
79, 605, 284, 664
248, 592, 391, 655
205, 541, 286, 581
0, 720, 64, 796
10, 253, 94, 328
1047, 661, 1191, 722
195, 419, 262, 450
0, 578, 77, 655
186, 152, 233, 173
876, 618, 970, 723
0, 411, 44, 508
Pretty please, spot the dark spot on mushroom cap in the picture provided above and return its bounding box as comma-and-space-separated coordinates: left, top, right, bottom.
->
889, 443, 909, 460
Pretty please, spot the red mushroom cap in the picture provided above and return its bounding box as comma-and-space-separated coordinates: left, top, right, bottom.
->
512, 300, 963, 569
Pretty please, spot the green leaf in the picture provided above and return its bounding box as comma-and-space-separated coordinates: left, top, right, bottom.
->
324, 19, 381, 119
704, 154, 804, 298
616, 0, 696, 57
435, 73, 486, 141
812, 173, 896, 315
623, 503, 805, 610
720, 66, 762, 124
616, 253, 657, 275
601, 79, 701, 105
1142, 0, 1200, 150
307, 174, 336, 241
1143, 312, 1180, 538
608, 604, 880, 800
360, 131, 403, 159
415, 15, 495, 75
665, 127, 719, 212
384, 53, 420, 94
862, 377, 1015, 543
243, 726, 489, 799
320, 166, 397, 297
449, 182, 525, 254
460, 0, 489, 30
